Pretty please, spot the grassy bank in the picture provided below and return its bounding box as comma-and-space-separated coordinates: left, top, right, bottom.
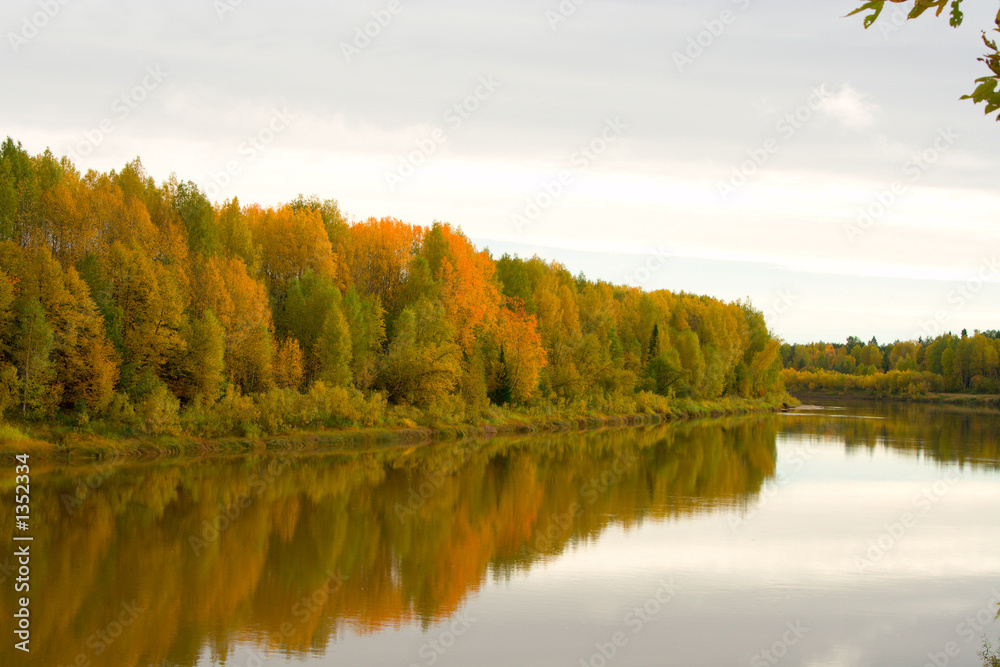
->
788, 389, 1000, 410
0, 394, 796, 463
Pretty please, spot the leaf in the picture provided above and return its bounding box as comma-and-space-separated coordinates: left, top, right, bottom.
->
961, 78, 1000, 119
907, 0, 948, 20
949, 0, 964, 27
846, 1, 885, 29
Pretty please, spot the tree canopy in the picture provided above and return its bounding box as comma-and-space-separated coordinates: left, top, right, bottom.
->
0, 138, 787, 437
781, 330, 1000, 396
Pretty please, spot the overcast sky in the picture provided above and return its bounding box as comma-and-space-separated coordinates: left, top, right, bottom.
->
2, 0, 998, 344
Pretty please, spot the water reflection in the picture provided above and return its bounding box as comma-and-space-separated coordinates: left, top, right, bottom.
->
0, 417, 776, 667
1, 403, 998, 666
780, 401, 1000, 467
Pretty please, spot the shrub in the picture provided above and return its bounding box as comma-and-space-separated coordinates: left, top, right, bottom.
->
104, 392, 138, 430
359, 391, 387, 427
254, 388, 290, 435
211, 387, 259, 437
421, 394, 466, 427
387, 404, 422, 429
0, 423, 27, 442
634, 391, 672, 416
299, 382, 360, 427
138, 384, 181, 436
181, 387, 259, 438
0, 364, 19, 419
981, 634, 1000, 667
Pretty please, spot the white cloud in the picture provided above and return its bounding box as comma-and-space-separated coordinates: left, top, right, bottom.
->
816, 84, 881, 129
806, 644, 865, 667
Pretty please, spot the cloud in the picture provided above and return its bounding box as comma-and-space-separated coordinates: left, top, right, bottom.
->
805, 644, 865, 667
3, 1, 1000, 342
816, 84, 881, 129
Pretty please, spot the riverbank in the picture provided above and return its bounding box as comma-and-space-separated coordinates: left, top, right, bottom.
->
787, 390, 1000, 410
0, 394, 796, 463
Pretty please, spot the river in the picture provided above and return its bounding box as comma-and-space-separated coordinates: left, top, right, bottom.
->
3, 400, 999, 666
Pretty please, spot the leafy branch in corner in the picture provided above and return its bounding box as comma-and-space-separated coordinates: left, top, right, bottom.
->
848, 0, 1000, 120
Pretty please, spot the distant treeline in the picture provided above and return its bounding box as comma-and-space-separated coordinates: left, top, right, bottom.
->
781, 331, 1000, 397
0, 138, 784, 438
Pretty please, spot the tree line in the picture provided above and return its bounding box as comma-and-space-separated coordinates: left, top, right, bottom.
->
781, 330, 1000, 397
0, 138, 784, 438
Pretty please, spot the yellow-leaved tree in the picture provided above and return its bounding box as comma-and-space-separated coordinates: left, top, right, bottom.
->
0, 243, 118, 415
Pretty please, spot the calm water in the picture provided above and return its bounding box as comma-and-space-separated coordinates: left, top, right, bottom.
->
3, 401, 1000, 667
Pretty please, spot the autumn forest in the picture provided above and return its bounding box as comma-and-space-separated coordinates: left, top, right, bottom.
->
0, 138, 788, 443
781, 331, 1000, 399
